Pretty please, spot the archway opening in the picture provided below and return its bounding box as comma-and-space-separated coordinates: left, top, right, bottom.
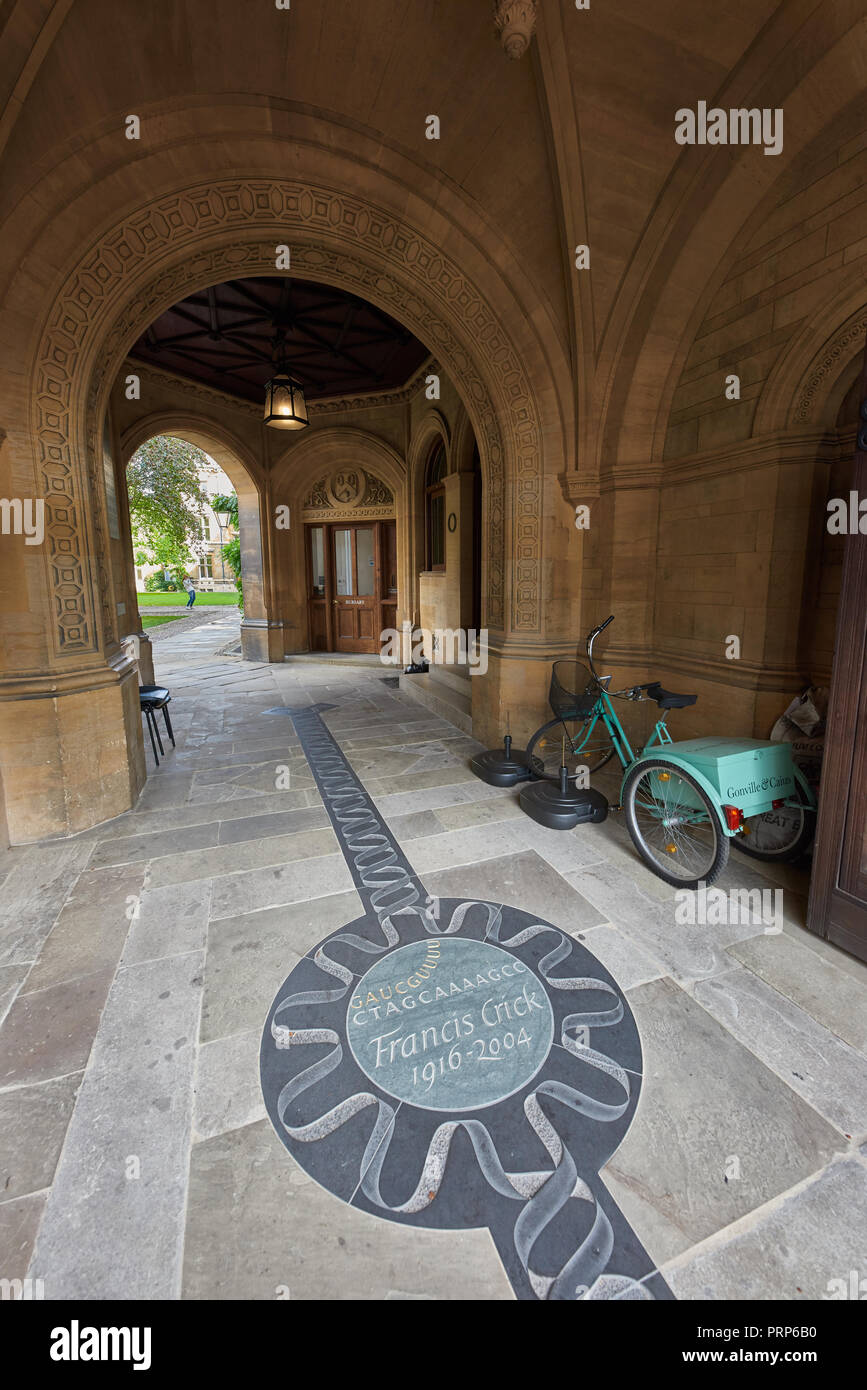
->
113, 405, 268, 674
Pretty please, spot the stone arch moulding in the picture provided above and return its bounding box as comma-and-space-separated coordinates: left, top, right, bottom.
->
118, 411, 269, 633
30, 179, 549, 668
407, 409, 452, 618
272, 426, 411, 641
118, 411, 262, 491
754, 296, 867, 435
450, 401, 481, 476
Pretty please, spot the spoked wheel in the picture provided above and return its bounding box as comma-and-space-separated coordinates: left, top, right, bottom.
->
622, 759, 729, 889
526, 716, 616, 782
733, 784, 814, 862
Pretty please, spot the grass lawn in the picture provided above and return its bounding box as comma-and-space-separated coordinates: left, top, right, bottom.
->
141, 614, 186, 629
137, 591, 239, 607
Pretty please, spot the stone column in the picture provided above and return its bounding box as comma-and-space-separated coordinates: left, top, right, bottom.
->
0, 419, 146, 843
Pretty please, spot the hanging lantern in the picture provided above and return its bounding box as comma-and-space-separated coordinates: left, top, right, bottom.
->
263, 328, 309, 430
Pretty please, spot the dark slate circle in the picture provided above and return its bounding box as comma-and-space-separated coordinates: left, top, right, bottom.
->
260, 896, 674, 1300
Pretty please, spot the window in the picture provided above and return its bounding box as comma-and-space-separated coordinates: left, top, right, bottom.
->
198, 553, 213, 580
309, 527, 325, 597
425, 440, 447, 571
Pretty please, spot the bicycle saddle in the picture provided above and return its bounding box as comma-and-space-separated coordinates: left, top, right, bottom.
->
642, 681, 697, 709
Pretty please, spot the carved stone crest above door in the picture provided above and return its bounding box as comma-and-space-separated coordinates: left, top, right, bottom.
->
303, 468, 395, 521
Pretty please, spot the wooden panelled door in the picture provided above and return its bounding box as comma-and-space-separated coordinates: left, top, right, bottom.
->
332, 524, 377, 652
306, 521, 397, 655
806, 350, 867, 963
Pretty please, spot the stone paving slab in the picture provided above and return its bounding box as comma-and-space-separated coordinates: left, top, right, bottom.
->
146, 826, 338, 890
208, 851, 354, 921
0, 968, 116, 1088
122, 881, 211, 967
217, 805, 331, 846
181, 1119, 512, 1301
667, 1159, 867, 1300
0, 964, 29, 1027
89, 822, 220, 869
576, 923, 668, 992
603, 977, 845, 1265
692, 964, 867, 1135
727, 931, 867, 1055
29, 951, 204, 1299
421, 849, 609, 935
0, 841, 95, 968
22, 862, 146, 993
0, 1192, 47, 1280
193, 1028, 266, 1141
200, 889, 363, 1044
563, 862, 768, 986
0, 1073, 81, 1200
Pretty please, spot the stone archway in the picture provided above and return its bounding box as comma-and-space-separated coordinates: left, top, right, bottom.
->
12, 178, 550, 839
118, 412, 270, 661
270, 427, 410, 653
31, 179, 552, 668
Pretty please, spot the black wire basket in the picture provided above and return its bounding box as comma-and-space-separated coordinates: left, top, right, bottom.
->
548, 661, 598, 721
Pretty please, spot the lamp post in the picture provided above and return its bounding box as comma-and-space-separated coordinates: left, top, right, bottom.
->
215, 508, 232, 582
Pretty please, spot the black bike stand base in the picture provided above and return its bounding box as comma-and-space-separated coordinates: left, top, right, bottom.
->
519, 766, 609, 830
470, 735, 534, 788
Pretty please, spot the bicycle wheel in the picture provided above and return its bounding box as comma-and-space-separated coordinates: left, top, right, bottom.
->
622, 759, 729, 889
526, 716, 616, 781
733, 784, 814, 862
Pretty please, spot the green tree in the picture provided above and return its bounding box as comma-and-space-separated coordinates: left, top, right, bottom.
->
221, 534, 243, 610
127, 435, 209, 571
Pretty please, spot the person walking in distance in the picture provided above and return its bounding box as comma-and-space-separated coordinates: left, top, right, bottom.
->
182, 575, 196, 609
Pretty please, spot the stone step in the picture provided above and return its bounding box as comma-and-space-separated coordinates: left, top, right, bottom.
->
398, 671, 473, 735
283, 651, 400, 669
428, 662, 473, 696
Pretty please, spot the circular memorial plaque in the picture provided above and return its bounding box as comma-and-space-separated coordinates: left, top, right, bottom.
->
346, 937, 555, 1111
260, 895, 666, 1299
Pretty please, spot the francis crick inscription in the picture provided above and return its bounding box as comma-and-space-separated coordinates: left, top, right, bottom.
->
347, 938, 554, 1111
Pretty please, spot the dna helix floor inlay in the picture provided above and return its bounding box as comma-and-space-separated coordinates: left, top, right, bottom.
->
259, 705, 673, 1301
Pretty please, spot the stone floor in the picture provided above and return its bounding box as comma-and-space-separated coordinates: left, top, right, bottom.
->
1, 615, 866, 1300
140, 604, 238, 644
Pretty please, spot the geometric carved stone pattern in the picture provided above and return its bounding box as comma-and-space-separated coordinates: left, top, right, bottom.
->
32, 180, 544, 654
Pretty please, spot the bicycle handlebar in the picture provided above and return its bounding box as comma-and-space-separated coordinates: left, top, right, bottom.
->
586, 614, 614, 680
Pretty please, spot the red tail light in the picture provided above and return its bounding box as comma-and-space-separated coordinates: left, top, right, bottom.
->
722, 805, 744, 831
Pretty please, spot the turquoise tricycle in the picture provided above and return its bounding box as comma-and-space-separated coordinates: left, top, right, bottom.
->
524, 616, 817, 889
